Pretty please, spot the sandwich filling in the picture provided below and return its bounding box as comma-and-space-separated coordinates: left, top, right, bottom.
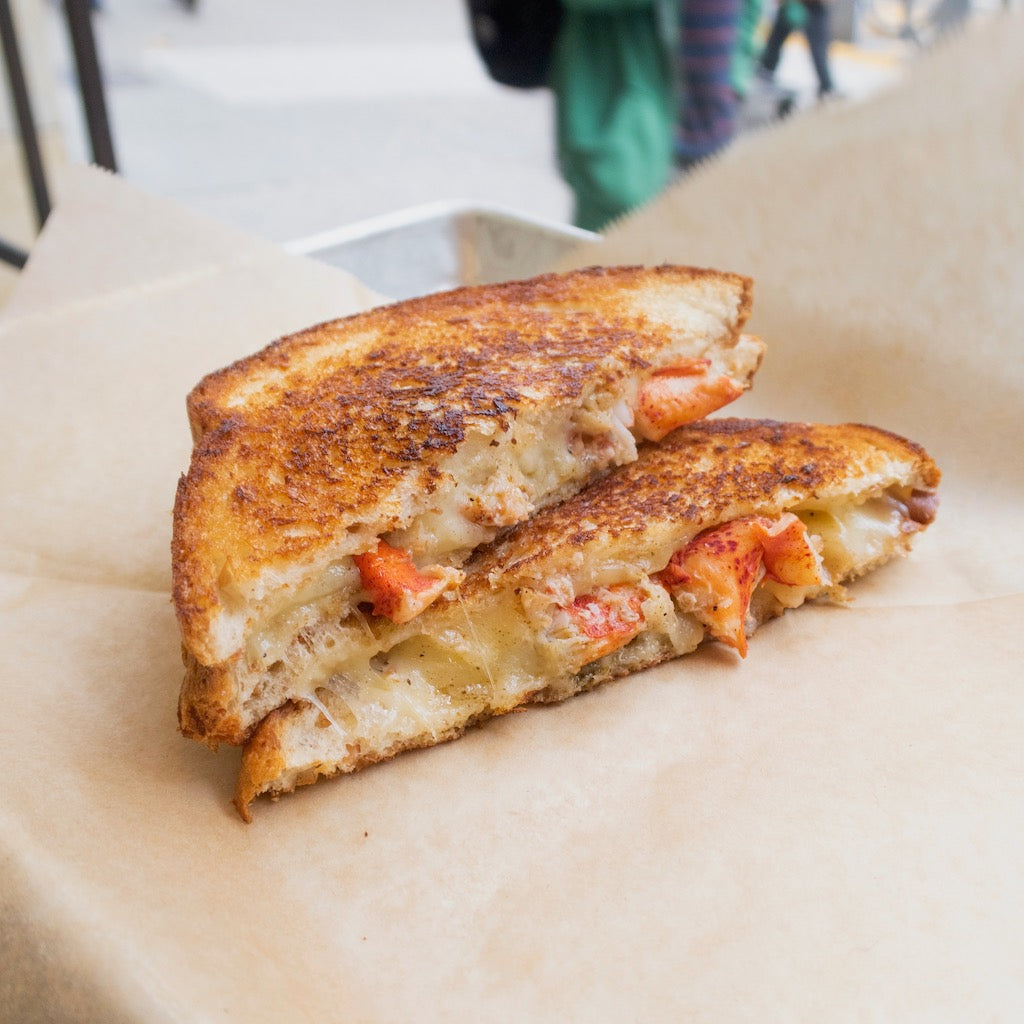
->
239, 488, 931, 777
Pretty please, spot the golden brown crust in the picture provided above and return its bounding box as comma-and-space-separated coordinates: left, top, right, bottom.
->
172, 265, 755, 666
233, 705, 292, 822
177, 649, 245, 746
462, 418, 941, 594
188, 264, 753, 436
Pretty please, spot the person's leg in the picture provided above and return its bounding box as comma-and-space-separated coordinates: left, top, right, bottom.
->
676, 0, 742, 166
759, 3, 793, 76
802, 0, 835, 95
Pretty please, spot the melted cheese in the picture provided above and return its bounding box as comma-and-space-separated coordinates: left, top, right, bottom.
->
295, 591, 544, 748
257, 493, 915, 755
385, 398, 637, 557
241, 491, 921, 765
795, 496, 908, 579
239, 396, 639, 671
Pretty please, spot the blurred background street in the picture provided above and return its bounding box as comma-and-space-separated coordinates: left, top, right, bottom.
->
0, 0, 1003, 303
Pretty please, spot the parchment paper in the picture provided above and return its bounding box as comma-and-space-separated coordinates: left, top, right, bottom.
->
2, 14, 1023, 1022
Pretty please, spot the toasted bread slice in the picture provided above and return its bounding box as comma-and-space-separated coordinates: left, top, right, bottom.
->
174, 266, 763, 745
233, 419, 941, 820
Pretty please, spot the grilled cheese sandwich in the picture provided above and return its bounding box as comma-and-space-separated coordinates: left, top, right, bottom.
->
232, 419, 940, 820
173, 266, 764, 745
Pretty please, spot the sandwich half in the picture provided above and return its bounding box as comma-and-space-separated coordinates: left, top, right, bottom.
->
173, 265, 764, 746
234, 418, 941, 820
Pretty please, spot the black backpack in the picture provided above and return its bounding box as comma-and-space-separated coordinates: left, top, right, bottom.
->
466, 0, 563, 89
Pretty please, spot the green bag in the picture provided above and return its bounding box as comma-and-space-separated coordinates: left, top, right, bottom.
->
785, 0, 808, 27
550, 2, 675, 232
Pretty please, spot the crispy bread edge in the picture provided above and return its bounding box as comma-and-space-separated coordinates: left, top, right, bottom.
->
233, 699, 529, 822
186, 265, 754, 438
177, 649, 245, 747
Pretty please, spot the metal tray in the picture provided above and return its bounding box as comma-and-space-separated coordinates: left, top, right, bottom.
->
285, 200, 600, 300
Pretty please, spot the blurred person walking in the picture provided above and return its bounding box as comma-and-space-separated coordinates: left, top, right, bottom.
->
674, 0, 743, 169
550, 0, 677, 231
731, 0, 767, 99
758, 0, 839, 99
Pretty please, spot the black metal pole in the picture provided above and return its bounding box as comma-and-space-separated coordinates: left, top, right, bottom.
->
63, 0, 116, 171
0, 0, 51, 228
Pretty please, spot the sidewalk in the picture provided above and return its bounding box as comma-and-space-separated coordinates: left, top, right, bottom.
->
50, 0, 572, 243
1, 0, 917, 306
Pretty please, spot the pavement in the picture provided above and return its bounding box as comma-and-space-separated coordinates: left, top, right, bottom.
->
0, 0, 922, 304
